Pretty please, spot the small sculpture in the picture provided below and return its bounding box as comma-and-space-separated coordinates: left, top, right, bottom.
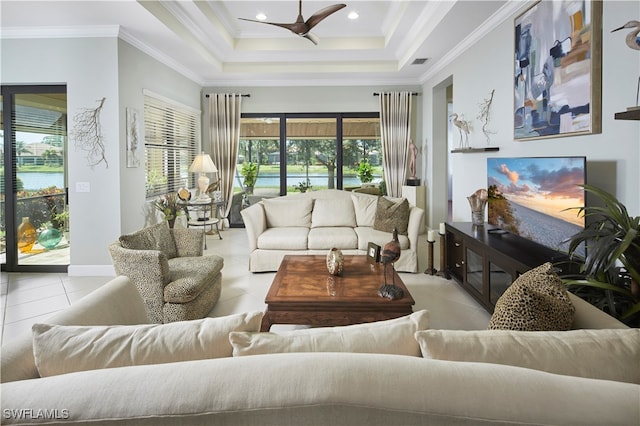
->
326, 248, 344, 276
450, 113, 471, 149
408, 139, 418, 179
611, 20, 640, 51
477, 89, 496, 145
378, 228, 404, 300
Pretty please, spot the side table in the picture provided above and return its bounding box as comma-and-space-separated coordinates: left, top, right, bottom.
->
180, 199, 223, 250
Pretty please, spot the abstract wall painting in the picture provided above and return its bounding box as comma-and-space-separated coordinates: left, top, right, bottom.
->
126, 107, 140, 168
514, 0, 602, 140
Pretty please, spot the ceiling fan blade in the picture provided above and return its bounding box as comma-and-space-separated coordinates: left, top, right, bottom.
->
238, 17, 298, 33
305, 4, 346, 31
303, 32, 319, 45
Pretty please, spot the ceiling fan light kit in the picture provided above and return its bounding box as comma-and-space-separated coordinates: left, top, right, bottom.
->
239, 0, 347, 45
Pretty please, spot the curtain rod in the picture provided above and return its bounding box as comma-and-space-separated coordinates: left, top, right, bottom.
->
373, 92, 419, 96
205, 94, 251, 98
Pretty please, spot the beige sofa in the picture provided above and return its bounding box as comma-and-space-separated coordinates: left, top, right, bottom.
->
2, 276, 638, 425
240, 189, 424, 272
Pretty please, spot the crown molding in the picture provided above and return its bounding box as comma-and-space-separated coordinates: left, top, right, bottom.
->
1, 25, 120, 39
419, 1, 527, 85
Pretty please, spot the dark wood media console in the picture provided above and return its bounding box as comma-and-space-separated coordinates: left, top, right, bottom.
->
445, 222, 576, 313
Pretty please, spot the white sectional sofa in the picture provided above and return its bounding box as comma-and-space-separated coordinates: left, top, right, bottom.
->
240, 189, 424, 272
2, 276, 639, 425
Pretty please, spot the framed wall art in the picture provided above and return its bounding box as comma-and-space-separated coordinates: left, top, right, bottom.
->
514, 0, 601, 140
126, 107, 140, 168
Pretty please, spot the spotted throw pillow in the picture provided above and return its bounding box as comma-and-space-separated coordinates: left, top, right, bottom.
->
373, 197, 409, 235
488, 262, 575, 331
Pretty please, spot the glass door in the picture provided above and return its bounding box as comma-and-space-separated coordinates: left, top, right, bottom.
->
1, 85, 69, 272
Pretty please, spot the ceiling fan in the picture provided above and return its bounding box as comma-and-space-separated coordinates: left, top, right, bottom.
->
239, 0, 346, 45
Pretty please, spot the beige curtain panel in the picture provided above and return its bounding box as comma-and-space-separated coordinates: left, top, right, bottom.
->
379, 92, 412, 198
207, 93, 243, 228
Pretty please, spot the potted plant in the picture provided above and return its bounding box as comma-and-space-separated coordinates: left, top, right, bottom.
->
356, 159, 374, 184
241, 162, 257, 195
562, 184, 640, 326
153, 192, 183, 228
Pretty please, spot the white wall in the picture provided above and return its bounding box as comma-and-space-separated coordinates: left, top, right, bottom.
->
1, 37, 201, 274
421, 0, 640, 228
2, 37, 121, 274
117, 39, 201, 235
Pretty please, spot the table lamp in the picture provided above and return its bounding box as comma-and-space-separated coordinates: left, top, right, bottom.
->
189, 152, 217, 201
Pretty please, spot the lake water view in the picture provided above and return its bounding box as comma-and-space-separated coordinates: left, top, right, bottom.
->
254, 173, 365, 189
16, 172, 367, 191
17, 172, 65, 191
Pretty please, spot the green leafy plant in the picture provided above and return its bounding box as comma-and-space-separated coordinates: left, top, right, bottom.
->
356, 159, 374, 184
561, 184, 640, 325
241, 162, 257, 193
294, 178, 312, 193
51, 207, 69, 230
152, 192, 183, 222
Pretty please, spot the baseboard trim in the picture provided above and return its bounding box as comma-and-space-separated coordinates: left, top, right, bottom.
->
68, 264, 115, 277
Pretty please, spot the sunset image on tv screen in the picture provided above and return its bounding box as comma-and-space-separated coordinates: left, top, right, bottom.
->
487, 156, 585, 255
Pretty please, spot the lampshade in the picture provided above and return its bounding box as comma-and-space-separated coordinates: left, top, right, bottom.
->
189, 152, 217, 200
189, 152, 217, 174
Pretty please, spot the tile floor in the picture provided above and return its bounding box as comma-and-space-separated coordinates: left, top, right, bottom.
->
1, 229, 491, 346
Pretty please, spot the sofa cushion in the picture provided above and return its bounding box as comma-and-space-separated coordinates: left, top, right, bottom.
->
311, 198, 356, 228
354, 227, 410, 251
373, 197, 410, 235
351, 192, 379, 227
229, 310, 430, 357
119, 222, 177, 259
263, 197, 313, 228
489, 262, 575, 331
415, 328, 640, 384
164, 255, 224, 303
308, 227, 358, 250
257, 227, 309, 250
32, 312, 264, 377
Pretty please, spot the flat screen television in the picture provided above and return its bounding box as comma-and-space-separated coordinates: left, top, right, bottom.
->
487, 156, 586, 257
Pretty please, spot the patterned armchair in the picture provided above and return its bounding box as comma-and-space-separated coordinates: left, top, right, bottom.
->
109, 222, 223, 323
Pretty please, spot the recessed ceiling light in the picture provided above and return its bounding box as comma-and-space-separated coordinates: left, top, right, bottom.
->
256, 12, 267, 21
348, 11, 359, 20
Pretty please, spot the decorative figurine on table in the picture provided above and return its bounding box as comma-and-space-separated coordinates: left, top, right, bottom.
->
378, 228, 404, 300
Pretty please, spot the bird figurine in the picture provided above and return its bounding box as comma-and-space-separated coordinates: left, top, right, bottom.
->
450, 113, 471, 149
612, 20, 640, 51
378, 228, 403, 300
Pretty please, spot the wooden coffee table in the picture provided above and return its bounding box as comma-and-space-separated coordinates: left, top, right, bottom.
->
260, 255, 415, 331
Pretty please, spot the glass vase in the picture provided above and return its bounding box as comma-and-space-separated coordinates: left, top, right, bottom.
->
17, 217, 37, 253
38, 227, 62, 250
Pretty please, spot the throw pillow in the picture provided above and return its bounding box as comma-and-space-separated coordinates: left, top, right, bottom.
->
32, 312, 264, 377
415, 328, 640, 384
262, 197, 313, 228
119, 222, 177, 259
373, 197, 409, 235
229, 310, 430, 357
351, 192, 379, 227
311, 198, 356, 228
488, 262, 575, 331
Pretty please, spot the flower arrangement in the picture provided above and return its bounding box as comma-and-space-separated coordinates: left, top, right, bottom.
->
153, 192, 183, 222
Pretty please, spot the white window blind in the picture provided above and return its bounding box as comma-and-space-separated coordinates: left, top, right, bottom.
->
144, 91, 200, 198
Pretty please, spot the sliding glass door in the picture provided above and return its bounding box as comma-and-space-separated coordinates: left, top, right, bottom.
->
1, 85, 69, 272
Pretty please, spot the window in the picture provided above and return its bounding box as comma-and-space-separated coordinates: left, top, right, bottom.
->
237, 113, 380, 196
144, 90, 200, 198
